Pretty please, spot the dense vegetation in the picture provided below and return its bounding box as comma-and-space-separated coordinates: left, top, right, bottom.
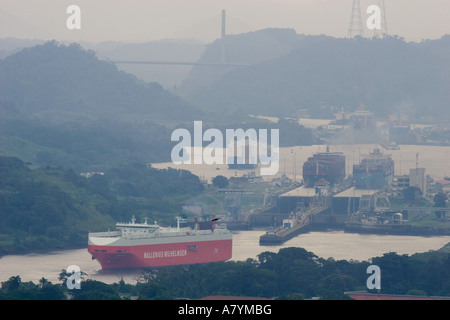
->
0, 156, 204, 256
1, 246, 449, 300
0, 111, 177, 169
0, 42, 202, 169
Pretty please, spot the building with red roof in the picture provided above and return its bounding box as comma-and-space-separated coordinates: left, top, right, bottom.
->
346, 291, 450, 300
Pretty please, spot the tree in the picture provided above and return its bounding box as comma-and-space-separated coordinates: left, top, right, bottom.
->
138, 282, 172, 300
38, 277, 51, 288
212, 175, 229, 189
433, 192, 447, 219
402, 186, 422, 205
58, 268, 87, 288
70, 279, 121, 300
1, 275, 21, 291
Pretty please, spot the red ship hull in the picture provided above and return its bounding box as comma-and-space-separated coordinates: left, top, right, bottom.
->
88, 239, 232, 270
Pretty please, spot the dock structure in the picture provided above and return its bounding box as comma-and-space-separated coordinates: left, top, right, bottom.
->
259, 206, 328, 245
331, 187, 379, 216
259, 195, 330, 246
257, 184, 385, 245
277, 186, 317, 212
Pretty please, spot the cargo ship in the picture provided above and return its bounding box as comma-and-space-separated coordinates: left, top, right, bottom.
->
302, 149, 346, 187
88, 216, 232, 270
353, 148, 394, 189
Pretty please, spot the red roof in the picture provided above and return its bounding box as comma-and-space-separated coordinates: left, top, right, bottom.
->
347, 292, 450, 300
198, 296, 272, 300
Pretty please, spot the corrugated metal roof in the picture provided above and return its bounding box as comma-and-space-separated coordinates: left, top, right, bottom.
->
279, 186, 316, 197
332, 187, 379, 198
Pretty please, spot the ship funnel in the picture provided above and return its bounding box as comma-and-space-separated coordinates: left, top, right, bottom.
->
211, 215, 219, 232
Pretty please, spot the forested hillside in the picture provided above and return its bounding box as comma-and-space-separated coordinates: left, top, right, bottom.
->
0, 156, 204, 256
0, 42, 205, 169
0, 111, 175, 170
0, 41, 202, 122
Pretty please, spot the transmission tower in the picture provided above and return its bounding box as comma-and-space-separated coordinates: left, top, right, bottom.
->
347, 0, 364, 38
372, 0, 388, 38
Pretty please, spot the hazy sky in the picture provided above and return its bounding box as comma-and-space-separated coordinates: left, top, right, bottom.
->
1, 0, 449, 43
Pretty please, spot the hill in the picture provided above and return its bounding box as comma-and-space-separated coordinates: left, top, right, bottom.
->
0, 156, 204, 256
0, 113, 178, 170
0, 41, 202, 123
0, 37, 207, 89
180, 32, 450, 122
0, 42, 206, 169
179, 28, 302, 107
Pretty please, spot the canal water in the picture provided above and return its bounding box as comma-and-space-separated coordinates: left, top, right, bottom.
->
1, 230, 449, 285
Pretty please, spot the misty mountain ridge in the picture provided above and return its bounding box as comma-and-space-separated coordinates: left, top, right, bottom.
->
180, 31, 450, 123
1, 31, 449, 171
0, 41, 202, 123
0, 41, 204, 170
178, 28, 302, 99
4, 30, 449, 124
0, 37, 207, 89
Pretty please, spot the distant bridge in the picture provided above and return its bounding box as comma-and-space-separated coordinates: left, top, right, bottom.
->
112, 60, 249, 67
111, 10, 250, 68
